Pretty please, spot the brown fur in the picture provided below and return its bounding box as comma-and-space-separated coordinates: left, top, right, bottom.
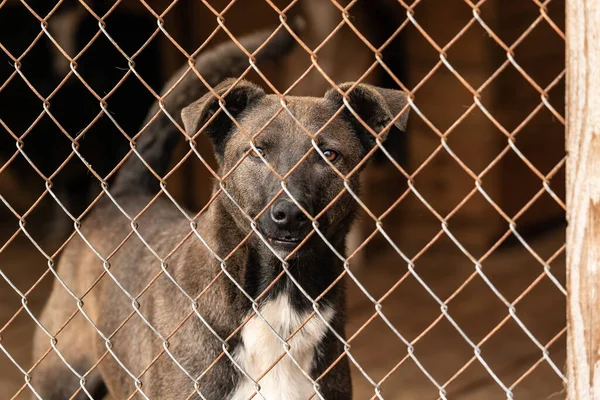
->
30, 25, 409, 400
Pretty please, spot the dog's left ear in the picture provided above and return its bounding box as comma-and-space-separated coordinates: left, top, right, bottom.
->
181, 78, 265, 160
325, 82, 410, 143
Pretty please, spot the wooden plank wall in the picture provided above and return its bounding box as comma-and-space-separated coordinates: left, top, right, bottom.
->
565, 0, 600, 398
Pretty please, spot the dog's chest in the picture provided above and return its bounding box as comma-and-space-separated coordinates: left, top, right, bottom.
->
229, 295, 333, 400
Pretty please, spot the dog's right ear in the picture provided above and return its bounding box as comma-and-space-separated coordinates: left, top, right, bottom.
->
324, 82, 410, 150
181, 78, 265, 159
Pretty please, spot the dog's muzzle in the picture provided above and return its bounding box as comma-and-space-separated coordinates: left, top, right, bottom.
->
260, 198, 313, 251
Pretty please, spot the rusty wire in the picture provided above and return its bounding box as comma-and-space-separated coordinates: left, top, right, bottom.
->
0, 0, 566, 399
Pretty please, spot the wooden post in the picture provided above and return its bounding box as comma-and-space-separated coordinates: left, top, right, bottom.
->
566, 1, 600, 399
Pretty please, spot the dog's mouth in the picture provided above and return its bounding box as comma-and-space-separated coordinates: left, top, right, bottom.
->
267, 236, 303, 250
268, 236, 300, 244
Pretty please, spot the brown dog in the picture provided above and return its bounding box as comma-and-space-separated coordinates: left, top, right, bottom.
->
30, 21, 409, 400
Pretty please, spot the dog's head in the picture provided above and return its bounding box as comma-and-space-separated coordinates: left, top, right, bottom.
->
182, 78, 409, 256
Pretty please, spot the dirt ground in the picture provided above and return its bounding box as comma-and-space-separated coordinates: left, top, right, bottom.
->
0, 207, 566, 399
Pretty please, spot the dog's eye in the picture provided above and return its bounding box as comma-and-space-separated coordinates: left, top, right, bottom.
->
250, 147, 264, 158
323, 149, 338, 162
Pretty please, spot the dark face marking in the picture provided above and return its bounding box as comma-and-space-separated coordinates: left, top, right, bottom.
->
220, 97, 364, 256
181, 79, 409, 261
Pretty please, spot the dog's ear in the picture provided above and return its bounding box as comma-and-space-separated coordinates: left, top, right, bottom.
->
325, 82, 410, 147
181, 78, 265, 158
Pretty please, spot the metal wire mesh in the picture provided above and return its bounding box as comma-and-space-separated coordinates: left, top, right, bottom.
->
0, 0, 566, 399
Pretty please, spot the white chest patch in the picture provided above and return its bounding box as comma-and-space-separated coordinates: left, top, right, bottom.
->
229, 295, 334, 400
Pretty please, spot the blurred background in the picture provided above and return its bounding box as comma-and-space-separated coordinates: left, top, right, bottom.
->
0, 0, 566, 398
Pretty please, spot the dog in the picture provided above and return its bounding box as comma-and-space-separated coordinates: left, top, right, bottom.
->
30, 20, 409, 400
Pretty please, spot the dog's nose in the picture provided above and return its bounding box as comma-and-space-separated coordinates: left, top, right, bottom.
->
270, 200, 309, 231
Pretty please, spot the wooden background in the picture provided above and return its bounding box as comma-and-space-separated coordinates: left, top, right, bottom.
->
0, 0, 568, 398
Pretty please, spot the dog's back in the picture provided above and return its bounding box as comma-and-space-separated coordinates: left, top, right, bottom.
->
29, 23, 300, 400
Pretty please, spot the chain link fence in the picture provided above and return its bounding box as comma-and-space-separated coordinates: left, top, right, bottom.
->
0, 0, 566, 399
